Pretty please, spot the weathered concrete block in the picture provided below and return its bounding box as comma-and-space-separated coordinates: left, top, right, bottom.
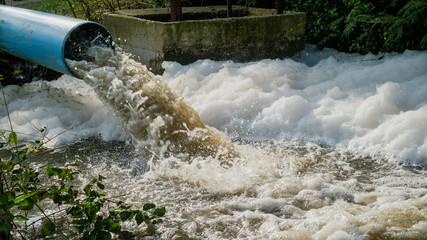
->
102, 6, 305, 74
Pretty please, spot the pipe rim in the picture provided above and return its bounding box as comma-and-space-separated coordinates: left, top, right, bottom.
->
62, 21, 115, 77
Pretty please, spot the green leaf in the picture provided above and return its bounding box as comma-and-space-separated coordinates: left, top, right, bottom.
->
120, 211, 132, 221
84, 204, 94, 218
9, 132, 18, 144
66, 206, 82, 216
17, 199, 34, 210
89, 190, 101, 198
19, 229, 29, 235
119, 231, 136, 240
128, 211, 136, 221
83, 184, 92, 195
46, 167, 62, 177
135, 213, 147, 225
13, 191, 38, 204
143, 203, 156, 211
343, 20, 356, 37
118, 204, 131, 210
420, 33, 427, 48
72, 225, 85, 233
152, 219, 163, 224
329, 18, 344, 29
4, 161, 15, 171
41, 221, 55, 236
15, 215, 29, 221
90, 178, 98, 184
0, 223, 11, 234
96, 231, 112, 240
66, 161, 80, 167
15, 200, 29, 207
73, 219, 90, 225
109, 220, 121, 233
97, 182, 105, 190
0, 194, 9, 206
154, 207, 166, 217
5, 212, 14, 223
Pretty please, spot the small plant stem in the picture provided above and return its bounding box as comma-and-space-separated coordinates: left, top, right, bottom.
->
44, 122, 83, 145
26, 208, 66, 228
65, 0, 78, 18
1, 88, 15, 144
115, 0, 121, 10
35, 203, 68, 240
1, 175, 10, 191
23, 115, 51, 142
30, 144, 77, 157
12, 222, 26, 240
0, 176, 7, 240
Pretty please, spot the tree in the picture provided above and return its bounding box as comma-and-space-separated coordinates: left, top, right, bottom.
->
170, 0, 183, 21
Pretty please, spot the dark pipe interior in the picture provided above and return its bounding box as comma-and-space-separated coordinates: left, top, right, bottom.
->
64, 23, 114, 61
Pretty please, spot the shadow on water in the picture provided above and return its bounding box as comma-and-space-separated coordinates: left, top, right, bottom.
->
21, 137, 426, 182
234, 139, 426, 184
25, 137, 149, 175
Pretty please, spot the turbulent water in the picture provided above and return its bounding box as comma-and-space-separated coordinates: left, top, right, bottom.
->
66, 46, 238, 160
1, 45, 426, 239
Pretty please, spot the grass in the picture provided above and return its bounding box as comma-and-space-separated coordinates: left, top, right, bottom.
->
22, 0, 72, 17
21, 0, 151, 21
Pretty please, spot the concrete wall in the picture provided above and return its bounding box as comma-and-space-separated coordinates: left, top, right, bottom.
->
103, 6, 305, 74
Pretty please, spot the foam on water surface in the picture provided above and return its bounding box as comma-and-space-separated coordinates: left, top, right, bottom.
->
0, 76, 127, 146
76, 140, 427, 239
163, 47, 427, 165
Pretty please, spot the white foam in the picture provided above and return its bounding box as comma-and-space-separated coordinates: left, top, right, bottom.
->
0, 77, 127, 147
163, 47, 427, 165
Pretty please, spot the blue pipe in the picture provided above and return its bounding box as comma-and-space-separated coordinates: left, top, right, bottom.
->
0, 5, 114, 77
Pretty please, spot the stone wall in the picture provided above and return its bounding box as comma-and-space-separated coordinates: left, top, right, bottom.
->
103, 6, 305, 74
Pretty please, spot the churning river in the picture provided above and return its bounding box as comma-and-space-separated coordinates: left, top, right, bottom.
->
1, 45, 426, 239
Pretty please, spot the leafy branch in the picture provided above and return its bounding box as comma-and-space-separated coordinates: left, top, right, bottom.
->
284, 0, 426, 53
0, 82, 165, 239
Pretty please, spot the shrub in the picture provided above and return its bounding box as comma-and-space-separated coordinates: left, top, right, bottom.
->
284, 0, 427, 53
0, 80, 165, 239
238, 0, 426, 53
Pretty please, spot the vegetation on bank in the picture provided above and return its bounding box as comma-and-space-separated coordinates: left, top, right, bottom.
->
0, 75, 166, 239
23, 0, 149, 23
20, 0, 427, 54
235, 0, 427, 54
282, 0, 427, 54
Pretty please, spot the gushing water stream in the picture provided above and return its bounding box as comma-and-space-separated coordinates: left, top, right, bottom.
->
66, 46, 238, 160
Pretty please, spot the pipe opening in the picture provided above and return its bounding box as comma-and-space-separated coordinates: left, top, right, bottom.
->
64, 23, 114, 62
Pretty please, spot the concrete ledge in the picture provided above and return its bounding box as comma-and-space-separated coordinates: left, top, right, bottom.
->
102, 6, 305, 74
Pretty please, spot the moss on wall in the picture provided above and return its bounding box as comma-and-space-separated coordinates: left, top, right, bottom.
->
102, 6, 305, 74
